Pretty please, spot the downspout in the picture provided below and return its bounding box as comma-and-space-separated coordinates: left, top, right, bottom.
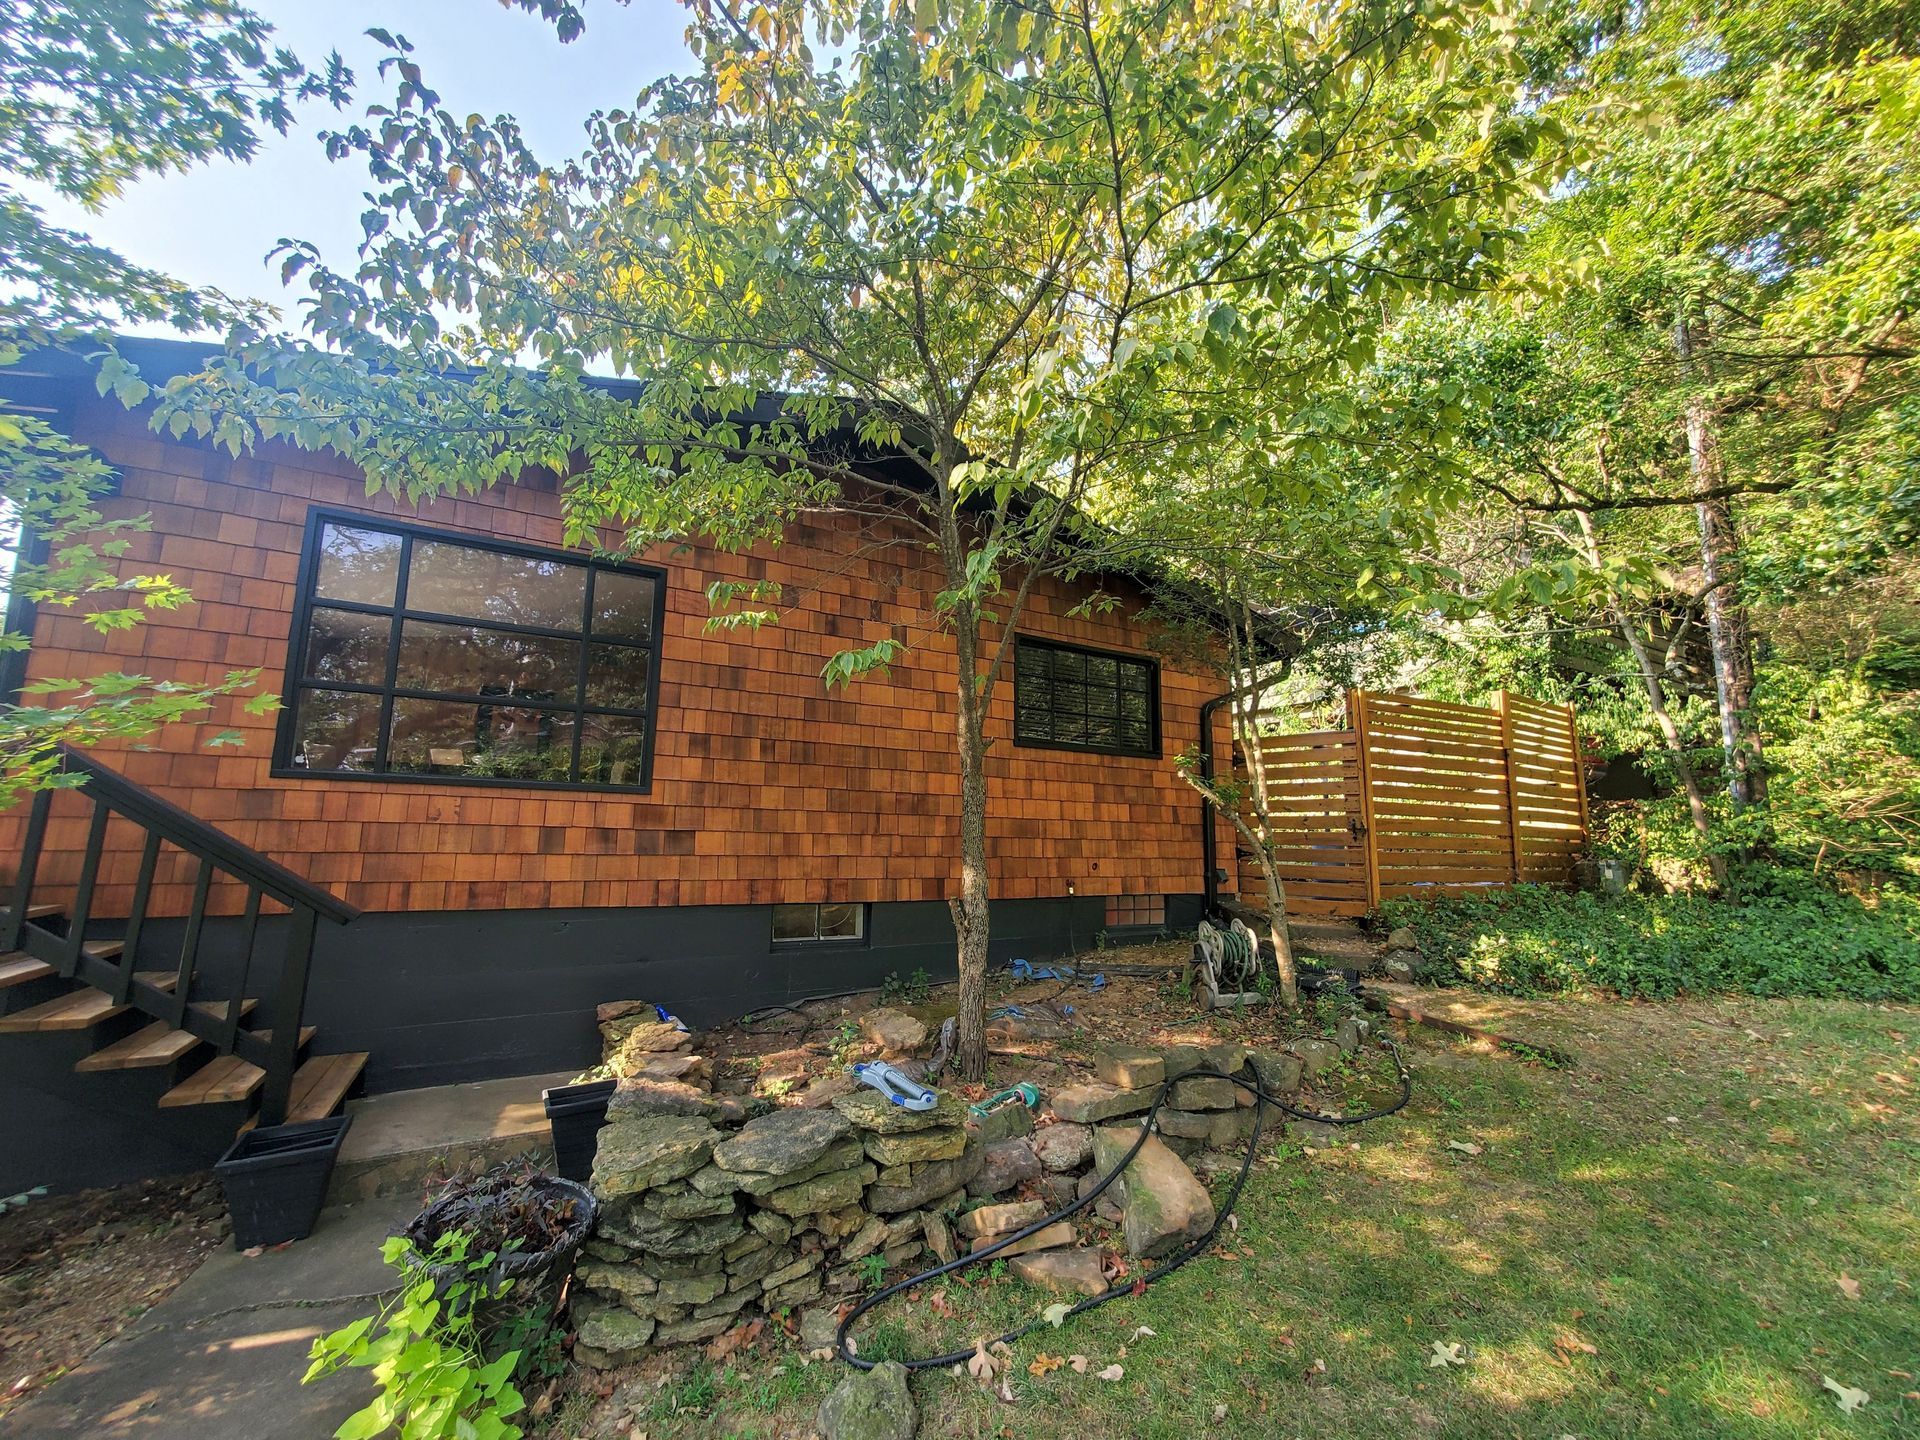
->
1198, 690, 1232, 918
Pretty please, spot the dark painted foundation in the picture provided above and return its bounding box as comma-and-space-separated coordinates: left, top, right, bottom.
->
3, 893, 1202, 1194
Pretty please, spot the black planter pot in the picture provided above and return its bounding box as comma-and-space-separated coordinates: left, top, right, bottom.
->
542, 1078, 616, 1182
213, 1114, 352, 1250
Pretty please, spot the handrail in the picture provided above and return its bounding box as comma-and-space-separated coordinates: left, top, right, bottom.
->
53, 745, 361, 924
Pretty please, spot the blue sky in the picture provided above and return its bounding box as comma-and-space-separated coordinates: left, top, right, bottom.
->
28, 0, 693, 338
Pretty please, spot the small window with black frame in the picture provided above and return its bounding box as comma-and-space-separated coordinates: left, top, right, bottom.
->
771, 903, 866, 945
1012, 636, 1159, 757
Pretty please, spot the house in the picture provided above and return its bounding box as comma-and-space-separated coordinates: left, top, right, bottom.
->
0, 338, 1236, 1189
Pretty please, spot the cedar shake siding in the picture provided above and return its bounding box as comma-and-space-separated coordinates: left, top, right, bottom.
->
4, 389, 1236, 932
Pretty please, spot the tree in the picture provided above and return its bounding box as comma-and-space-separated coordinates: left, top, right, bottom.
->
158, 0, 1565, 1073
0, 1, 354, 802
1513, 0, 1919, 820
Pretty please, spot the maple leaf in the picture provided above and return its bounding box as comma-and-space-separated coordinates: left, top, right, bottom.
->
1029, 1353, 1064, 1377
967, 1339, 999, 1384
1097, 1364, 1125, 1381
1428, 1341, 1468, 1368
1822, 1376, 1869, 1413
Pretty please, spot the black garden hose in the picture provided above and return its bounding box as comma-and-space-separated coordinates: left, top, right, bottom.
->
835, 1038, 1414, 1370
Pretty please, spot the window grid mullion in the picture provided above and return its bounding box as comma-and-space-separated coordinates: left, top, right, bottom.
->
372, 533, 412, 772
571, 570, 595, 783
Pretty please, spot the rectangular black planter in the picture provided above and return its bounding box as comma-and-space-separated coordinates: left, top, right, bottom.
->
543, 1078, 616, 1183
213, 1115, 352, 1250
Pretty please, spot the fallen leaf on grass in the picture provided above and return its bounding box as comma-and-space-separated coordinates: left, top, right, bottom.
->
1836, 1274, 1862, 1301
1552, 1333, 1598, 1359
968, 1338, 1012, 1384
1097, 1364, 1125, 1381
1129, 1325, 1156, 1342
1428, 1341, 1468, 1368
1041, 1302, 1072, 1328
1068, 1355, 1089, 1374
930, 1291, 956, 1318
704, 1317, 763, 1363
1446, 1141, 1482, 1157
1213, 1403, 1229, 1420
1029, 1353, 1064, 1377
1822, 1376, 1869, 1413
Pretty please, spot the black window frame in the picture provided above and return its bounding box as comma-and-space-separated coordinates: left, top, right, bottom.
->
769, 902, 869, 949
273, 507, 668, 795
1011, 636, 1161, 759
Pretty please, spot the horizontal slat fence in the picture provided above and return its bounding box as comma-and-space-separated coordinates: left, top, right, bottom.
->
1236, 730, 1368, 917
1234, 689, 1587, 918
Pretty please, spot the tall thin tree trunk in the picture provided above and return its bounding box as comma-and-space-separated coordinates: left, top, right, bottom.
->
1571, 503, 1725, 886
1676, 314, 1767, 812
1226, 597, 1296, 1005
950, 614, 993, 1082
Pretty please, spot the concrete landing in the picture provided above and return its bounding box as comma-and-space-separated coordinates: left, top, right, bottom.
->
329, 1068, 575, 1202
3, 1196, 413, 1440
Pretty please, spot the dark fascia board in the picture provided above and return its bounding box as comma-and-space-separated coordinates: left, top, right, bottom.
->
4, 336, 1262, 638
0, 334, 942, 489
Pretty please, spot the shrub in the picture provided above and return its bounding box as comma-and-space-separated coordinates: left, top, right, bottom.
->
1381, 872, 1920, 1002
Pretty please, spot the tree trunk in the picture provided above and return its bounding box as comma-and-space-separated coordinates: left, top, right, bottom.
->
1220, 598, 1297, 1007
1570, 505, 1723, 884
1255, 846, 1298, 1006
950, 617, 993, 1083
1676, 315, 1767, 812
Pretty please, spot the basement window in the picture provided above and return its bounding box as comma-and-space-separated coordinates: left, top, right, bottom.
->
772, 903, 866, 945
1012, 637, 1158, 757
1105, 894, 1166, 929
276, 511, 665, 792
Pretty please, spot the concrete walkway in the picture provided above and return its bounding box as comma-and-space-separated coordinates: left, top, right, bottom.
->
4, 1196, 414, 1439
330, 1068, 572, 1202
4, 1068, 577, 1438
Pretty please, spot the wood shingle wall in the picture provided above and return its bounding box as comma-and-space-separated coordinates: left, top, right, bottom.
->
4, 399, 1234, 918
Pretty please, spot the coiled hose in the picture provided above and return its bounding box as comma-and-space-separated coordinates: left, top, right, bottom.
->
836, 1037, 1414, 1370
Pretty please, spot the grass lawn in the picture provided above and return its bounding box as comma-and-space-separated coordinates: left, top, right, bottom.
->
561, 991, 1919, 1439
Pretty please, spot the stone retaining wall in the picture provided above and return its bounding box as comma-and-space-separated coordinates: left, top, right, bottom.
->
574, 1004, 1370, 1365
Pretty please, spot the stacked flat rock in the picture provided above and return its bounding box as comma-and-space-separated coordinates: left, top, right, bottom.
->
833, 1089, 984, 1213
579, 1073, 981, 1366
599, 1000, 701, 1082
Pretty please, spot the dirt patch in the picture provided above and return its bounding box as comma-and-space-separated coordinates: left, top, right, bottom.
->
0, 1173, 229, 1415
701, 934, 1396, 1116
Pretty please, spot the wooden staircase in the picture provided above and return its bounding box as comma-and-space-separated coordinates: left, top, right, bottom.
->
1, 747, 366, 1131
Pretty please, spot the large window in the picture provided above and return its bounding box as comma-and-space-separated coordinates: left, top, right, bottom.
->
276, 513, 665, 792
1012, 637, 1158, 757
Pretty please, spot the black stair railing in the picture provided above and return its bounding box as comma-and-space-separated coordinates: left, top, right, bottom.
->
0, 745, 360, 1125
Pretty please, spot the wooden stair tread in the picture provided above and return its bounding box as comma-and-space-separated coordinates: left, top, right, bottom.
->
76, 1021, 198, 1071
22, 904, 62, 921
71, 1000, 260, 1072
239, 1051, 368, 1130
160, 1054, 264, 1107
0, 955, 54, 988
0, 972, 177, 1032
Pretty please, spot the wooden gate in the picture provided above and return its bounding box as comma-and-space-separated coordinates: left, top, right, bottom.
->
1234, 690, 1588, 918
